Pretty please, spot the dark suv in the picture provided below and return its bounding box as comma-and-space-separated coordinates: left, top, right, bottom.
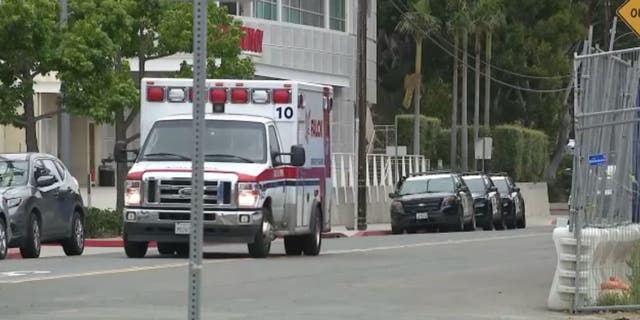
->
489, 173, 525, 229
389, 172, 475, 234
0, 153, 85, 260
460, 173, 503, 230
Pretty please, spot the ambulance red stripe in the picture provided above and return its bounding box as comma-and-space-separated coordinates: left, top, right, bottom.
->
126, 166, 326, 183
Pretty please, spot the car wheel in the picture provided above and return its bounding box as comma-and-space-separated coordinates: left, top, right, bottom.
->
175, 243, 189, 258
62, 211, 85, 256
482, 206, 494, 231
284, 236, 303, 255
157, 243, 177, 255
247, 208, 272, 258
391, 225, 403, 235
494, 210, 506, 230
0, 219, 7, 260
450, 206, 465, 232
464, 211, 476, 231
506, 206, 517, 229
517, 209, 526, 229
302, 208, 322, 256
123, 232, 148, 258
20, 213, 41, 259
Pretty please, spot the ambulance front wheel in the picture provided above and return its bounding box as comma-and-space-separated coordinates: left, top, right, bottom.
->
247, 209, 273, 258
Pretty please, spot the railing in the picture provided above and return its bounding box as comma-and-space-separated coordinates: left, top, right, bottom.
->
331, 153, 429, 204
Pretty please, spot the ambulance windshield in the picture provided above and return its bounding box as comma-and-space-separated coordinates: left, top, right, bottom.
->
140, 119, 267, 163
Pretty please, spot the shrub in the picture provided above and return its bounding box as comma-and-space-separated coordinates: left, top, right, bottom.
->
395, 115, 442, 160
492, 125, 548, 181
84, 207, 122, 238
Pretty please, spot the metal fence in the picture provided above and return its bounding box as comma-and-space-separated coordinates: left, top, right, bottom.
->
571, 47, 640, 311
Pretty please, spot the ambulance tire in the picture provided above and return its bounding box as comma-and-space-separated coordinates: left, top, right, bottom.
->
248, 209, 272, 258
284, 236, 303, 255
302, 207, 322, 256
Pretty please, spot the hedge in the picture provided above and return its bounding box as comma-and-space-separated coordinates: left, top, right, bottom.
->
395, 115, 441, 160
84, 207, 122, 238
396, 121, 549, 182
492, 125, 549, 182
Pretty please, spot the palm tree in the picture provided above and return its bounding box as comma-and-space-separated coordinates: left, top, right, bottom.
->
473, 0, 505, 171
447, 0, 472, 171
396, 0, 440, 156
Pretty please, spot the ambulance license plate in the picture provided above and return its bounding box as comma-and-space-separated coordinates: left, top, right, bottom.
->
175, 222, 191, 235
416, 212, 429, 220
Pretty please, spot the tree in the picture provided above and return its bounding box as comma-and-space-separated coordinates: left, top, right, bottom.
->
446, 0, 472, 171
0, 0, 63, 151
395, 0, 440, 156
471, 0, 505, 170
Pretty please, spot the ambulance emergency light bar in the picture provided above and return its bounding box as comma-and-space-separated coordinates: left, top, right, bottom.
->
146, 85, 292, 105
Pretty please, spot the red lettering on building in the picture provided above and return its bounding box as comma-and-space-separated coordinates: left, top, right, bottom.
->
240, 27, 263, 53
214, 25, 264, 54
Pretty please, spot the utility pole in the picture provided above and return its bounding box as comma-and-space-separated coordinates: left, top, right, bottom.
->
59, 0, 71, 169
413, 40, 423, 157
189, 0, 207, 319
451, 34, 459, 171
473, 31, 480, 171
356, 0, 367, 231
461, 31, 469, 171
483, 31, 492, 173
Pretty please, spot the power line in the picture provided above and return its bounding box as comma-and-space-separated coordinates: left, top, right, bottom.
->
393, 0, 573, 82
390, 0, 571, 93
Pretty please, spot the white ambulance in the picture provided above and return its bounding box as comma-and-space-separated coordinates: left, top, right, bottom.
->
122, 78, 334, 258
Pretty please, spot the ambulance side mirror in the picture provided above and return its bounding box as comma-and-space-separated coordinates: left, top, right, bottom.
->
290, 145, 306, 167
114, 141, 139, 163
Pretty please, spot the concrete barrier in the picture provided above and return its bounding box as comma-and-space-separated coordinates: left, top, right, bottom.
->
517, 182, 550, 218
548, 224, 640, 311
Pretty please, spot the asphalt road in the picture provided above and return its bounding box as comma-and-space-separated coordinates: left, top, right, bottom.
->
0, 226, 590, 320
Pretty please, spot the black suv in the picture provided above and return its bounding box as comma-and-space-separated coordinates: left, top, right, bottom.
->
389, 172, 475, 234
460, 173, 503, 230
489, 173, 525, 229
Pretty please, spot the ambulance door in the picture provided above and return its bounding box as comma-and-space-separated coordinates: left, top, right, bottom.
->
267, 125, 286, 227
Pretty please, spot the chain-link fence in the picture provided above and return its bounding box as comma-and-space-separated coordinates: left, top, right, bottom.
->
571, 47, 640, 311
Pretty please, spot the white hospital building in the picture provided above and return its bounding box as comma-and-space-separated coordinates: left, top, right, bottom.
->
5, 0, 377, 186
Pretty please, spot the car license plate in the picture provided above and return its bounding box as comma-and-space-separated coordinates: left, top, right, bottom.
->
175, 222, 191, 235
416, 212, 429, 220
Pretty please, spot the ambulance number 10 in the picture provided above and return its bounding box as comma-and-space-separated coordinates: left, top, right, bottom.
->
276, 106, 294, 120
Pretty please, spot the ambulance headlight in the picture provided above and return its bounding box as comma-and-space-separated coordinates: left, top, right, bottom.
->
237, 182, 261, 208
125, 180, 142, 206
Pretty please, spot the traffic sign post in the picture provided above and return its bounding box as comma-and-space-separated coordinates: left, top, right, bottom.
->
617, 0, 640, 38
189, 0, 207, 319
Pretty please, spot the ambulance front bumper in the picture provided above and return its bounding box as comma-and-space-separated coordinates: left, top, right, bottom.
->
123, 208, 262, 243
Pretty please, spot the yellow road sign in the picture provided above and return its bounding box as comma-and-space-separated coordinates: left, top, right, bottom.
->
618, 0, 640, 38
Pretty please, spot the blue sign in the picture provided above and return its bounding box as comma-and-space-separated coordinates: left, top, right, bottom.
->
588, 153, 607, 166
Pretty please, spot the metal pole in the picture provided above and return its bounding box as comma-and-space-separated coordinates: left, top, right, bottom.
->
189, 0, 207, 319
59, 0, 71, 169
356, 0, 367, 231
609, 16, 618, 52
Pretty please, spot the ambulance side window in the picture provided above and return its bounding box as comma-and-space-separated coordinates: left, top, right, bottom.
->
268, 126, 281, 157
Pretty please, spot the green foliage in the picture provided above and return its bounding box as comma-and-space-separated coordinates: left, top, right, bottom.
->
84, 207, 122, 238
596, 290, 630, 306
395, 115, 441, 160
626, 241, 640, 304
492, 125, 548, 181
0, 0, 61, 128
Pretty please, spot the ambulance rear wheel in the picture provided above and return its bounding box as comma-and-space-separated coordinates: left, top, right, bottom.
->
248, 209, 272, 258
302, 207, 322, 256
284, 236, 303, 255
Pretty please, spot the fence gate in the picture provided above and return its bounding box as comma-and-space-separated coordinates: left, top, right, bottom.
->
571, 47, 640, 311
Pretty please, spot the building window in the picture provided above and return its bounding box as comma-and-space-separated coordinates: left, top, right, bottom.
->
329, 0, 345, 31
219, 1, 240, 16
255, 0, 277, 20
282, 0, 324, 28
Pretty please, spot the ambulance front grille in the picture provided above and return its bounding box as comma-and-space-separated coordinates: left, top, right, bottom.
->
145, 178, 233, 206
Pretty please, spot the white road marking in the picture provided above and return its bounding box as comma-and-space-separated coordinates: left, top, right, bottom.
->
324, 232, 549, 254
0, 232, 549, 284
